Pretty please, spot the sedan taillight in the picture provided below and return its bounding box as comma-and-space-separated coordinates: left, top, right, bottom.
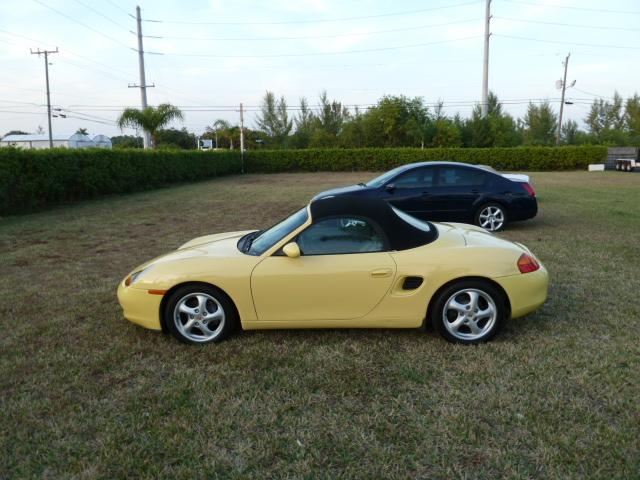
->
518, 253, 540, 273
522, 182, 536, 197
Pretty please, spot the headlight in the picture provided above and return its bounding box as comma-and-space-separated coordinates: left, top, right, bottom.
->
124, 267, 150, 286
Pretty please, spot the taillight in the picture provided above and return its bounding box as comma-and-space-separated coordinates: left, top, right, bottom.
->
518, 253, 540, 273
522, 182, 536, 197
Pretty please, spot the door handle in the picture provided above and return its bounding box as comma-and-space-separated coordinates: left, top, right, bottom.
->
370, 268, 392, 278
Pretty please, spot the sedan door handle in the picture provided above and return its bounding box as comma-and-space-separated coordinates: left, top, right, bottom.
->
370, 268, 393, 278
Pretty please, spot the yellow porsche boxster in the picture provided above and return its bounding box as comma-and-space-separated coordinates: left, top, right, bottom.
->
117, 195, 548, 345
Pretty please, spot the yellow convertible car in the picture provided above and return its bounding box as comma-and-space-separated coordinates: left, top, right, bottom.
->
117, 196, 548, 345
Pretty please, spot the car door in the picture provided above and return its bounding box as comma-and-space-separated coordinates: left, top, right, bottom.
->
250, 216, 396, 321
427, 166, 490, 221
382, 166, 438, 220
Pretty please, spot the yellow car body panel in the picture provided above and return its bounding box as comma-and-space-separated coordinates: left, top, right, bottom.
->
117, 210, 548, 332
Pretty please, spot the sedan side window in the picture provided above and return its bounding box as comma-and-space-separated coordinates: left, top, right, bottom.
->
393, 168, 436, 189
438, 167, 487, 187
297, 217, 385, 255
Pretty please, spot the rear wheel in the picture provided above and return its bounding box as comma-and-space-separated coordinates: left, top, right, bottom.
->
475, 203, 506, 232
431, 280, 506, 344
164, 284, 238, 344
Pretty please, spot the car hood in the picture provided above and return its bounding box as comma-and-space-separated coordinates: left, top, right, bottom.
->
178, 230, 255, 250
130, 230, 254, 272
312, 184, 368, 201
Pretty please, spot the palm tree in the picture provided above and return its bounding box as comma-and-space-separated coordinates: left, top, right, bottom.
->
211, 119, 235, 149
75, 127, 88, 135
117, 103, 184, 149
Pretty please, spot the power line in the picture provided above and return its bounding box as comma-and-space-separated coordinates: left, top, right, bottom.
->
142, 0, 479, 25
147, 35, 481, 58
493, 34, 640, 50
499, 0, 640, 15
71, 0, 132, 32
55, 58, 132, 83
102, 0, 133, 18
32, 0, 133, 50
0, 99, 45, 106
572, 88, 614, 100
46, 98, 599, 114
0, 28, 136, 79
494, 16, 640, 32
0, 110, 48, 115
144, 18, 481, 42
60, 108, 119, 125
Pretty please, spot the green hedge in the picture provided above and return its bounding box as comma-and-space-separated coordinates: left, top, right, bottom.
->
244, 146, 607, 173
0, 148, 240, 214
0, 146, 607, 215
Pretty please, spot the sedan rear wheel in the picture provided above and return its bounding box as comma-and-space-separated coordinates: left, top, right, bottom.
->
431, 280, 506, 344
164, 284, 238, 344
476, 204, 506, 232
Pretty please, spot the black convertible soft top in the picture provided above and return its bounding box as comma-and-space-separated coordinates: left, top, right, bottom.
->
309, 195, 438, 251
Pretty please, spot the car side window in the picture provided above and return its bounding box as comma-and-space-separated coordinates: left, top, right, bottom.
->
438, 167, 487, 187
392, 168, 436, 189
297, 217, 385, 255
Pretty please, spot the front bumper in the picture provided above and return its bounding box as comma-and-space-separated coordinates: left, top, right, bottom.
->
495, 265, 549, 319
117, 281, 163, 331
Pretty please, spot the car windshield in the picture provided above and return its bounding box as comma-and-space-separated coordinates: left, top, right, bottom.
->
246, 207, 309, 256
366, 165, 410, 187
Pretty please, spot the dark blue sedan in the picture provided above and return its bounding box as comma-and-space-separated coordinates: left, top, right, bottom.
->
313, 162, 537, 231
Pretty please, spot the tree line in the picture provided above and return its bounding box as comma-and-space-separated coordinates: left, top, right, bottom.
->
104, 89, 640, 150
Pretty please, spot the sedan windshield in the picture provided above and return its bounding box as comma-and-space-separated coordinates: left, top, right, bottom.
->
246, 207, 309, 256
366, 165, 409, 187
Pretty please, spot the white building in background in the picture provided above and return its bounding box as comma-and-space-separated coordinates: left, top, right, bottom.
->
0, 133, 112, 149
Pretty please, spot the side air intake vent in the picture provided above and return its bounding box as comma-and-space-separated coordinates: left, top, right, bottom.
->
402, 276, 424, 290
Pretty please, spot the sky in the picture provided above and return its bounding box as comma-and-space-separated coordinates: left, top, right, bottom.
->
0, 0, 638, 138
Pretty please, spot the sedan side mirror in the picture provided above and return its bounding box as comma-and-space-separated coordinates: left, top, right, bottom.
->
386, 183, 395, 193
283, 242, 301, 258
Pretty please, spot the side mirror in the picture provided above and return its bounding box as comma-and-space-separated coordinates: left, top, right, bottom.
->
282, 242, 301, 258
386, 183, 395, 192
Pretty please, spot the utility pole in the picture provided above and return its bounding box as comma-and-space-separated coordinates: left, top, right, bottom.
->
31, 47, 58, 148
239, 103, 245, 173
556, 52, 570, 146
481, 0, 491, 117
128, 5, 154, 148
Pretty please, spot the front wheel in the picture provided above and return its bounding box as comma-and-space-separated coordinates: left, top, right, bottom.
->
431, 280, 506, 344
475, 203, 506, 232
164, 284, 238, 344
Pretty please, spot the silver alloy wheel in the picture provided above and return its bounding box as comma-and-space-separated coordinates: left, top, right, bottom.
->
442, 288, 497, 341
173, 292, 225, 343
478, 206, 505, 231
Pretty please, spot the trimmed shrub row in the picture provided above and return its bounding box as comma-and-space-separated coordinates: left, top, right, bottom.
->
0, 146, 607, 215
0, 148, 240, 214
244, 146, 607, 173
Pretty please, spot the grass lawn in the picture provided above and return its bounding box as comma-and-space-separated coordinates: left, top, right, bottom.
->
1, 171, 639, 479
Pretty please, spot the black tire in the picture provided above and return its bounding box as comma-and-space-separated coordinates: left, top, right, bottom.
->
164, 283, 238, 345
474, 203, 507, 232
430, 280, 507, 345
